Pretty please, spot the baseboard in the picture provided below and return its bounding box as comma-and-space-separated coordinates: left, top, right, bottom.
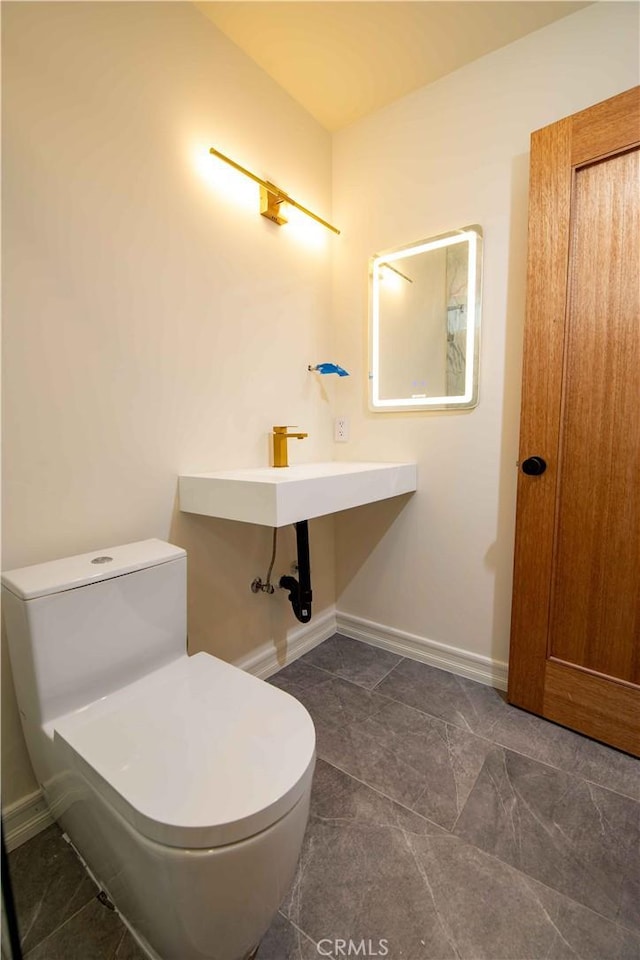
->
3, 606, 503, 852
233, 606, 337, 679
2, 611, 336, 851
336, 612, 508, 690
2, 789, 53, 852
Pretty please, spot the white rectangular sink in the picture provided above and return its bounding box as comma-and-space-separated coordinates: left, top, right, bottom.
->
179, 461, 417, 527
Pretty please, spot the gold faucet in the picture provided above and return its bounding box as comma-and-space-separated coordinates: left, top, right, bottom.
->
273, 425, 308, 468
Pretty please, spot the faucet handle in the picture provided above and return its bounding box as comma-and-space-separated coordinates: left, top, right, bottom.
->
273, 425, 303, 434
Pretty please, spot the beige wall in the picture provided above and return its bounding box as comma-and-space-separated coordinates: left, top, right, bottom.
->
3, 0, 638, 815
2, 1, 336, 807
331, 3, 639, 667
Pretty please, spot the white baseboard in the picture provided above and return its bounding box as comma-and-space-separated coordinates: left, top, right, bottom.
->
2, 789, 53, 852
336, 612, 508, 691
233, 606, 337, 679
2, 612, 337, 851
3, 607, 505, 850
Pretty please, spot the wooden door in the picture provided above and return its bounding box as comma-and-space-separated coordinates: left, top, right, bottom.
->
508, 87, 640, 757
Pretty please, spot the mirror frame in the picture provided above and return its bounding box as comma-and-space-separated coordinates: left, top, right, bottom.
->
369, 224, 483, 412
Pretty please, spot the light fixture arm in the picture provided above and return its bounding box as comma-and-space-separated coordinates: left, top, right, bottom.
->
209, 147, 340, 235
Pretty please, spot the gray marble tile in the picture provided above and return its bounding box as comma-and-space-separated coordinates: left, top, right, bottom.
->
375, 657, 504, 735
482, 699, 597, 767
454, 747, 640, 932
528, 882, 640, 960
570, 736, 640, 804
284, 760, 640, 959
269, 657, 331, 693
114, 927, 148, 959
12, 644, 637, 960
282, 759, 449, 958
315, 698, 492, 829
9, 824, 98, 954
282, 764, 458, 959
270, 661, 390, 731
408, 833, 640, 960
24, 896, 136, 960
309, 757, 448, 838
256, 911, 327, 959
480, 700, 640, 803
300, 634, 402, 690
374, 655, 640, 802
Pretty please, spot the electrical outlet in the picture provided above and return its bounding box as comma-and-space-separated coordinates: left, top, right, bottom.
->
334, 417, 349, 442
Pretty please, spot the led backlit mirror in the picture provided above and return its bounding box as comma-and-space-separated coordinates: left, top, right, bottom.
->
369, 225, 482, 411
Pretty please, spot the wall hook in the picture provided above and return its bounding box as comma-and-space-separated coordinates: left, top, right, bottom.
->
308, 363, 350, 377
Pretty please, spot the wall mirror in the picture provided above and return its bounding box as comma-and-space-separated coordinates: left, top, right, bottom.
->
369, 225, 482, 412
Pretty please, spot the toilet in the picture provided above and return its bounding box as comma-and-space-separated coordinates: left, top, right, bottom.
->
2, 539, 316, 960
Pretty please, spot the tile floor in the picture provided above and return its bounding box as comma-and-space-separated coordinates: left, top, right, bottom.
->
7, 635, 640, 959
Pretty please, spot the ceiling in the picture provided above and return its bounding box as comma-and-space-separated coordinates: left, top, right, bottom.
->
196, 1, 591, 131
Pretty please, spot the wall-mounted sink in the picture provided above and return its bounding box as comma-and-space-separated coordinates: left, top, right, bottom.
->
179, 461, 417, 527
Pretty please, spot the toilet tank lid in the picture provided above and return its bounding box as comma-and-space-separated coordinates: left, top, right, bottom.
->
1, 539, 186, 600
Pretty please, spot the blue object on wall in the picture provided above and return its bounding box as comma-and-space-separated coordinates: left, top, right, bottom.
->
308, 363, 350, 377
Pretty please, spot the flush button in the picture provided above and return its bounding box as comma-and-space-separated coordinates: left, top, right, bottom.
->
91, 556, 113, 564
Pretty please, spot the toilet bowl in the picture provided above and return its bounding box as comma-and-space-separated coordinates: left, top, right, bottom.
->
2, 540, 315, 960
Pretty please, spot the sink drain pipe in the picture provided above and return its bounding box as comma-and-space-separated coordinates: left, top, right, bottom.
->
279, 521, 312, 623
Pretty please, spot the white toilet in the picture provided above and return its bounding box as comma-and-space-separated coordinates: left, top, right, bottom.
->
2, 539, 316, 960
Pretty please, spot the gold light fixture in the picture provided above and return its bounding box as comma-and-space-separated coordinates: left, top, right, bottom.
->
209, 147, 340, 235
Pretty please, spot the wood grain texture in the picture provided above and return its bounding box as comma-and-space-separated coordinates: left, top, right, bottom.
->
571, 86, 640, 167
509, 87, 640, 750
507, 119, 572, 713
550, 149, 640, 684
544, 660, 640, 756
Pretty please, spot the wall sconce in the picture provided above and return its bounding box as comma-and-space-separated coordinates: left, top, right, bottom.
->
209, 147, 340, 235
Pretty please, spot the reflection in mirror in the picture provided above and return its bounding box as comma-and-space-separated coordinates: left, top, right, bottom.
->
370, 225, 482, 411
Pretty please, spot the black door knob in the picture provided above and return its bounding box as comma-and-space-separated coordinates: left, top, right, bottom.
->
521, 456, 547, 476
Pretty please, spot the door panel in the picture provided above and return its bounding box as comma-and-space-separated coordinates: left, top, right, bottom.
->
550, 149, 640, 683
508, 87, 640, 756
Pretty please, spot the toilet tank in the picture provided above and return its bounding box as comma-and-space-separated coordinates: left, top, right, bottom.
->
2, 540, 187, 726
